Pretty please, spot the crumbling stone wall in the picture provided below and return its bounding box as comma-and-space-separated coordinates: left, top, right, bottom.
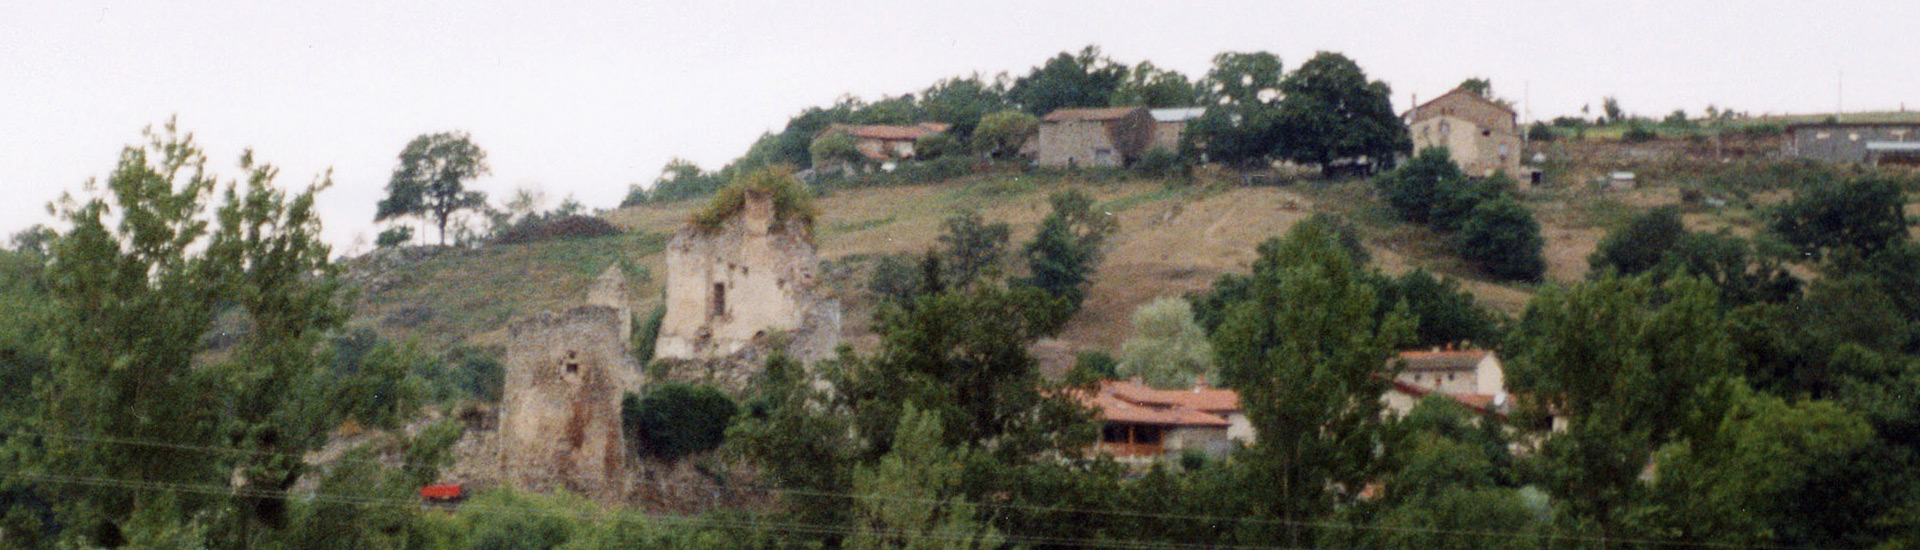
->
654, 192, 839, 374
498, 305, 639, 498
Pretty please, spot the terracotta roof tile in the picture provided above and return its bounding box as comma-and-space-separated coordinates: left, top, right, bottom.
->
1397, 349, 1491, 371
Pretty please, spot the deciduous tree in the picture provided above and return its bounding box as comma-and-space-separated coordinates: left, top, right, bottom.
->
379, 131, 490, 245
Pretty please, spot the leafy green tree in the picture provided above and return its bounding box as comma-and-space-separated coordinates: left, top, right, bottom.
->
27, 121, 364, 547
1458, 77, 1493, 97
378, 131, 490, 245
914, 132, 964, 159
1185, 51, 1285, 167
971, 110, 1038, 159
1602, 96, 1624, 123
630, 305, 665, 365
1019, 189, 1117, 312
1273, 52, 1411, 171
1770, 176, 1911, 258
628, 157, 724, 206
920, 75, 1009, 137
1589, 207, 1686, 276
1210, 219, 1413, 547
1116, 297, 1215, 388
810, 130, 867, 169
1505, 274, 1735, 545
1430, 171, 1516, 234
1111, 61, 1200, 108
844, 405, 1005, 550
374, 225, 413, 248
1007, 46, 1126, 116
726, 354, 860, 539
1374, 147, 1469, 224
1648, 385, 1877, 547
936, 210, 1010, 288
622, 383, 737, 462
1200, 51, 1284, 107
1379, 269, 1504, 348
1456, 196, 1547, 282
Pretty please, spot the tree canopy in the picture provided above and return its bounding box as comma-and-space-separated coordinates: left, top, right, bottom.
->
378, 131, 490, 245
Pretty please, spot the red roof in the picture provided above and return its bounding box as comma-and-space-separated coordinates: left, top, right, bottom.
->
420, 484, 463, 500
1397, 349, 1492, 371
823, 122, 949, 141
1389, 381, 1502, 418
1083, 379, 1237, 428
1407, 87, 1517, 118
1101, 379, 1240, 412
1042, 107, 1146, 123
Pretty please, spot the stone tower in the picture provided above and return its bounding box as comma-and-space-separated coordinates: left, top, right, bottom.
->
653, 190, 839, 371
497, 301, 638, 497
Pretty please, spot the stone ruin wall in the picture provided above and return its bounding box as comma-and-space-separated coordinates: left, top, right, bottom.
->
497, 305, 638, 499
651, 191, 840, 392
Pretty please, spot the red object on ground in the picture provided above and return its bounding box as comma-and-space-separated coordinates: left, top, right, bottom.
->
419, 484, 463, 501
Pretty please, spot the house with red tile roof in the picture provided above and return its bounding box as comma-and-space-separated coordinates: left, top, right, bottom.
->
1382, 345, 1510, 418
1083, 378, 1248, 461
818, 122, 951, 163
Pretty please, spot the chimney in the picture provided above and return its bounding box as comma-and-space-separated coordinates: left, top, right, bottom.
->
1194, 374, 1207, 391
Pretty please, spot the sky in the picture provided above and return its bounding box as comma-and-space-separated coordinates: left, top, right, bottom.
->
5, 0, 1916, 255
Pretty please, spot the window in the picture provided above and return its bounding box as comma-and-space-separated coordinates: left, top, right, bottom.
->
710, 283, 727, 318
563, 350, 580, 375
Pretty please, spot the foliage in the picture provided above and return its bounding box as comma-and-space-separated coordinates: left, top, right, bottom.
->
1601, 96, 1624, 123
1769, 176, 1911, 258
376, 225, 414, 248
971, 110, 1038, 159
491, 215, 619, 245
327, 338, 432, 429
1457, 77, 1492, 97
1505, 274, 1734, 542
1589, 207, 1685, 276
810, 130, 867, 169
1018, 189, 1117, 312
914, 132, 964, 160
1068, 351, 1118, 381
1622, 123, 1657, 143
1132, 148, 1185, 178
869, 251, 935, 306
1374, 147, 1469, 224
1111, 61, 1200, 108
1527, 121, 1555, 142
623, 383, 738, 462
628, 158, 727, 206
443, 345, 506, 404
935, 210, 1010, 289
1377, 269, 1504, 348
1209, 218, 1413, 547
1456, 196, 1547, 282
920, 75, 1009, 136
20, 121, 388, 547
725, 354, 860, 537
1007, 45, 1126, 116
1273, 52, 1410, 170
843, 405, 1005, 550
378, 131, 491, 245
1116, 297, 1215, 388
632, 305, 666, 365
1183, 51, 1285, 168
692, 165, 818, 232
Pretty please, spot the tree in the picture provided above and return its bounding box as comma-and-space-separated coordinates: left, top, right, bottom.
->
1505, 274, 1735, 545
920, 75, 1009, 137
1111, 61, 1200, 108
1378, 269, 1504, 348
1458, 77, 1493, 97
1589, 207, 1686, 276
1020, 189, 1117, 312
844, 405, 1005, 550
1770, 176, 1911, 258
936, 210, 1010, 288
1116, 297, 1215, 388
1601, 96, 1624, 124
1456, 196, 1547, 282
810, 130, 867, 170
1210, 219, 1413, 547
379, 131, 490, 245
622, 383, 738, 462
628, 157, 723, 206
1007, 46, 1126, 116
1373, 147, 1469, 224
972, 110, 1038, 159
28, 121, 364, 546
1185, 51, 1285, 167
1273, 52, 1410, 171
1200, 51, 1284, 107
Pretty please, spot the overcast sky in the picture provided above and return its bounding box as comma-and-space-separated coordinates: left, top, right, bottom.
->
5, 0, 1916, 254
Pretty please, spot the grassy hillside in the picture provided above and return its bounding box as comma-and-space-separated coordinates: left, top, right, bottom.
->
346, 134, 1876, 368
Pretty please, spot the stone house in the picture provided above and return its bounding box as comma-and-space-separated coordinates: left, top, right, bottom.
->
1405, 88, 1524, 177
653, 189, 839, 378
497, 302, 639, 498
1784, 120, 1920, 165
820, 122, 951, 162
1381, 346, 1509, 418
1036, 107, 1154, 167
1084, 379, 1247, 462
1147, 107, 1206, 154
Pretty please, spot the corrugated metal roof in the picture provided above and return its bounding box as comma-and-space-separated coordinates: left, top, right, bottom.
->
1149, 107, 1207, 123
1866, 141, 1920, 152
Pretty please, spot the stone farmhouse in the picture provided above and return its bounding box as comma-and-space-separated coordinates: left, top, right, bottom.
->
1405, 87, 1524, 178
652, 188, 839, 389
1382, 346, 1509, 418
820, 122, 951, 163
1036, 107, 1155, 168
1784, 120, 1920, 165
1084, 378, 1248, 462
1147, 107, 1206, 154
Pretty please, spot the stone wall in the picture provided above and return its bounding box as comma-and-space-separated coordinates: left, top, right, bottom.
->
497, 305, 639, 498
1411, 114, 1524, 178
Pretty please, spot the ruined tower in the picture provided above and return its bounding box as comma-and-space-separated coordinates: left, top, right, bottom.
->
497, 274, 639, 497
654, 189, 839, 377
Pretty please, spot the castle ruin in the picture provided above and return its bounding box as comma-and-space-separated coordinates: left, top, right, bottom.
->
653, 189, 839, 381
496, 268, 638, 498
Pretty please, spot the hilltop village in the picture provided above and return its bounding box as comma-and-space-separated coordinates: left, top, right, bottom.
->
4, 46, 1919, 550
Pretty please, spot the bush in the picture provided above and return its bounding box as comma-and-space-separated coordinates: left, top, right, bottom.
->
974, 110, 1039, 159
1623, 123, 1658, 143
631, 305, 665, 364
693, 166, 817, 232
1589, 207, 1685, 276
914, 132, 964, 159
375, 226, 413, 248
490, 215, 619, 245
1375, 148, 1469, 224
1527, 122, 1555, 142
1134, 148, 1185, 178
1455, 197, 1547, 282
622, 383, 739, 461
1770, 176, 1912, 258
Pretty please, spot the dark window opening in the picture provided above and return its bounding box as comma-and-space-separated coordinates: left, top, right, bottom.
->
564, 350, 580, 374
710, 283, 727, 318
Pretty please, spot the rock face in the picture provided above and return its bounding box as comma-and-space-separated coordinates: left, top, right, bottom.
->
497, 305, 638, 498
653, 191, 839, 383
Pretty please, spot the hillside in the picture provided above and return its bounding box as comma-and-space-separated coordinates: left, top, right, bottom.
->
343, 134, 1836, 366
